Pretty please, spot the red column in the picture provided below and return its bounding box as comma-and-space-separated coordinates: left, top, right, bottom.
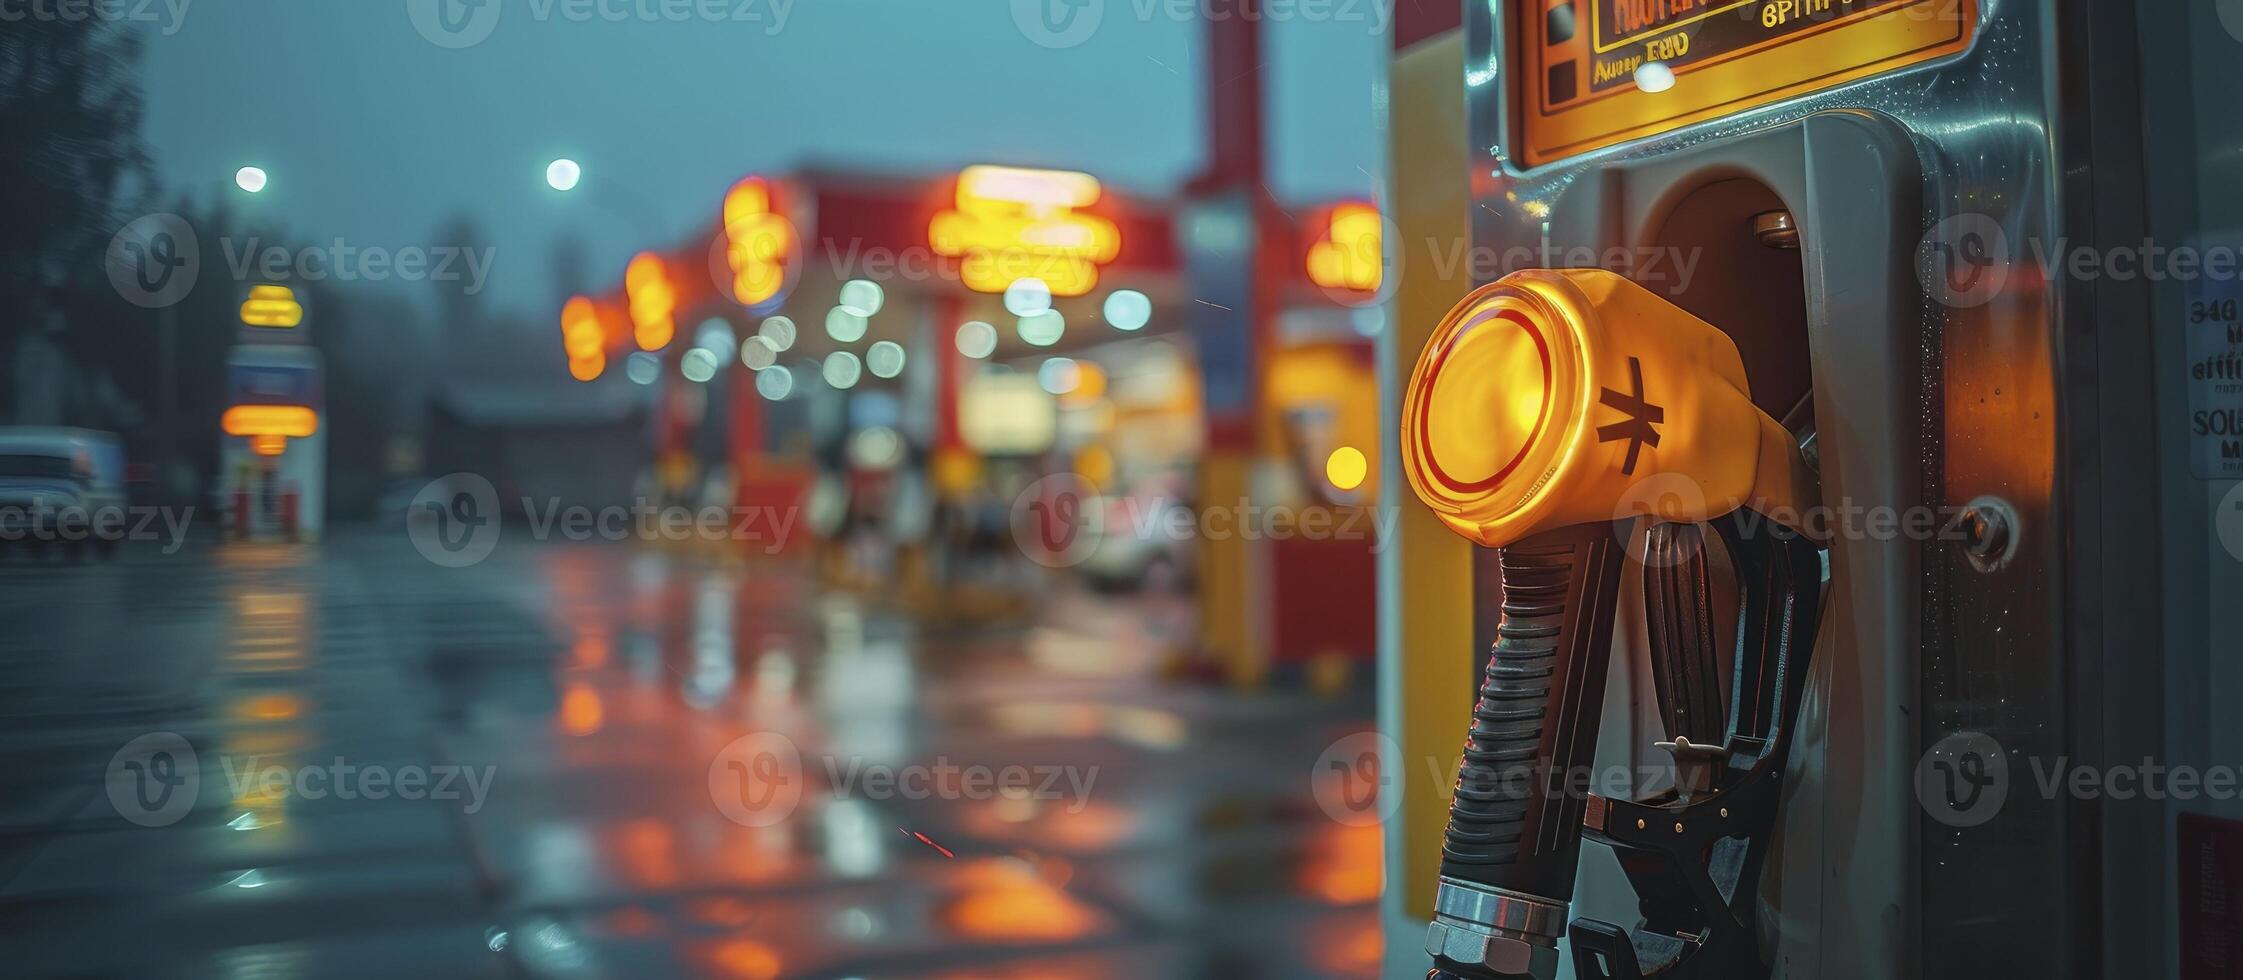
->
934, 294, 965, 452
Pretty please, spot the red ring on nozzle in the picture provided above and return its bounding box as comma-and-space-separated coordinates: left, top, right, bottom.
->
1411, 307, 1557, 497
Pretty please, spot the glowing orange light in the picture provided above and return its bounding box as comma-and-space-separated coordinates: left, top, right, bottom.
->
1299, 822, 1385, 904
930, 165, 1120, 296
250, 434, 287, 456
560, 682, 605, 735
722, 178, 793, 307
240, 284, 304, 327
1307, 203, 1383, 292
626, 252, 676, 351
232, 692, 304, 722
569, 352, 605, 382
943, 859, 1101, 942
561, 295, 606, 359
701, 938, 783, 980
223, 405, 320, 438
614, 817, 678, 889
572, 631, 610, 670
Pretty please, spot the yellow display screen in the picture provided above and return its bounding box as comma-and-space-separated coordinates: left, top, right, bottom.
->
1518, 0, 1975, 166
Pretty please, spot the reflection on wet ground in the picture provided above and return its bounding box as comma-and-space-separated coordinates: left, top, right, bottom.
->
0, 531, 1379, 978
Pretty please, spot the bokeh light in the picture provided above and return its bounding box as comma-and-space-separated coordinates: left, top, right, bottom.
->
956, 321, 999, 359
825, 306, 868, 343
741, 335, 778, 371
1018, 310, 1064, 347
838, 279, 885, 317
756, 364, 794, 400
1102, 289, 1150, 331
681, 348, 719, 383
823, 351, 863, 389
694, 317, 736, 363
866, 340, 906, 379
1004, 277, 1052, 317
758, 315, 797, 351
1325, 446, 1368, 491
1038, 357, 1081, 395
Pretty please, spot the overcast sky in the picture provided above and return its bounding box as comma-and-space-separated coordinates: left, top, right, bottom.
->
136, 0, 1386, 317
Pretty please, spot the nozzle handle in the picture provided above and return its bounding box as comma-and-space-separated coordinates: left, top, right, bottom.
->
1437, 522, 1629, 913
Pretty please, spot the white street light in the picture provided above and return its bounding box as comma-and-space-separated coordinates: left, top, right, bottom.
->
235, 167, 269, 194
546, 158, 582, 192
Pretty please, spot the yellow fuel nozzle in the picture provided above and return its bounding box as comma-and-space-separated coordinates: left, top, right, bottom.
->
1401, 269, 1817, 549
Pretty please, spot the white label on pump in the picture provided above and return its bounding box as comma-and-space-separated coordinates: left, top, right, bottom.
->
2185, 247, 2243, 480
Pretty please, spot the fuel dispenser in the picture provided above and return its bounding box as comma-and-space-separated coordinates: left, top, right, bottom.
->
1405, 270, 1823, 978
1383, 1, 2190, 978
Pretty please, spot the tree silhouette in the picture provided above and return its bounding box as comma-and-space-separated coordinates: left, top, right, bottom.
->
0, 15, 151, 403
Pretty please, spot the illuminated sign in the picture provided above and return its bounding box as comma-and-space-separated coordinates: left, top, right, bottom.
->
722, 177, 794, 308
561, 295, 607, 382
240, 284, 303, 328
930, 165, 1120, 297
625, 252, 675, 352
222, 405, 320, 439
1519, 0, 1975, 166
1306, 203, 1383, 293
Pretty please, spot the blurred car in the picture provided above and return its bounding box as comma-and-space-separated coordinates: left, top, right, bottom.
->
1079, 476, 1194, 592
0, 427, 128, 559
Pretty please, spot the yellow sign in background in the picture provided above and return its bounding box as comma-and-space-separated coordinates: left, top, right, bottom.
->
1519, 0, 1975, 166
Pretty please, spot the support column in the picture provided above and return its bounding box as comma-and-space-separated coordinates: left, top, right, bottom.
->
1182, 0, 1285, 687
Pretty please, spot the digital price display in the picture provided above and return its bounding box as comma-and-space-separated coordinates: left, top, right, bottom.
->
1518, 0, 1976, 166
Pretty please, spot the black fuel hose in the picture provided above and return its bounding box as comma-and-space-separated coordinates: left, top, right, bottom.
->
1439, 522, 1629, 907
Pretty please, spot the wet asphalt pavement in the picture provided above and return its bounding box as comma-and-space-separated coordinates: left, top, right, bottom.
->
0, 528, 1380, 978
